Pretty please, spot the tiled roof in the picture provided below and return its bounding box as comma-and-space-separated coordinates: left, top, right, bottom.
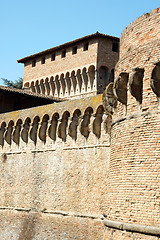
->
0, 85, 62, 102
17, 32, 119, 63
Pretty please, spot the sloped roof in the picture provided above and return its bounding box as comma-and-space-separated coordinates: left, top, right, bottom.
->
17, 32, 119, 63
0, 85, 62, 102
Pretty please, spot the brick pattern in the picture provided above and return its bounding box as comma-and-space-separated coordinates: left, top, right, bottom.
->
108, 7, 160, 238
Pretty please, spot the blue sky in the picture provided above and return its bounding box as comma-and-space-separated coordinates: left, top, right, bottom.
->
0, 0, 159, 85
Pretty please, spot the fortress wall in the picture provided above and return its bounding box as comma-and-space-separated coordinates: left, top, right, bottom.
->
0, 95, 112, 239
115, 7, 160, 118
108, 110, 160, 225
105, 7, 160, 235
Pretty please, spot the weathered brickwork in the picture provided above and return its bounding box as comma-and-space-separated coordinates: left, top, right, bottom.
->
105, 7, 160, 240
115, 7, 160, 117
0, 7, 160, 240
0, 95, 112, 239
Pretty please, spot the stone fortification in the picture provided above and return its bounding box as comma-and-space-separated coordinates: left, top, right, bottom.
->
0, 95, 112, 239
0, 7, 160, 240
102, 7, 160, 239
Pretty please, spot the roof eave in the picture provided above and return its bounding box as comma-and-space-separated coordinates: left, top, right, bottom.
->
17, 32, 119, 63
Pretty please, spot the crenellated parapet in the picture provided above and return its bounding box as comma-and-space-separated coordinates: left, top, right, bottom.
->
0, 94, 112, 153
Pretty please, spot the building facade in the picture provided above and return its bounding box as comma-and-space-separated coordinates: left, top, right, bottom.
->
18, 32, 119, 99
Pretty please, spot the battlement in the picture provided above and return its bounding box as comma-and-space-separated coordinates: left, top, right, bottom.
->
0, 94, 111, 154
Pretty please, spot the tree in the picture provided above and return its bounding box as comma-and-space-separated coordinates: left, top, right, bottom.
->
1, 77, 23, 89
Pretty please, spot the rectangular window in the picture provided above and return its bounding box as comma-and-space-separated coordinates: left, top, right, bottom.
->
51, 53, 56, 61
83, 42, 89, 51
61, 50, 66, 58
72, 46, 77, 55
32, 60, 36, 67
112, 43, 119, 52
41, 56, 45, 64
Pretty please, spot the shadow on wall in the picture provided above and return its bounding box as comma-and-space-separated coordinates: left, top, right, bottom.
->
18, 213, 38, 240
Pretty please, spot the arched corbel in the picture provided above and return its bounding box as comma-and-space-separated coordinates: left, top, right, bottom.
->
102, 83, 117, 115
68, 109, 81, 141
113, 72, 129, 105
93, 105, 104, 139
58, 111, 70, 142
151, 62, 160, 98
5, 121, 14, 145
21, 118, 31, 144
0, 122, 6, 147
48, 113, 59, 142
80, 107, 93, 139
29, 116, 40, 145
129, 68, 144, 106
39, 115, 49, 143
13, 119, 22, 145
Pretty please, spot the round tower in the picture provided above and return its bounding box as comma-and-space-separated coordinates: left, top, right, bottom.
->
106, 7, 160, 229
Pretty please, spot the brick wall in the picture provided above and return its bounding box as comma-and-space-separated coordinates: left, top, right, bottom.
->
0, 95, 112, 239
107, 7, 160, 238
23, 39, 98, 84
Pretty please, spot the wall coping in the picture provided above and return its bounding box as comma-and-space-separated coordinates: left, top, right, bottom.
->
0, 94, 102, 125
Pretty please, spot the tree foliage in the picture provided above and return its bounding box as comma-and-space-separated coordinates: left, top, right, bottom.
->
1, 77, 23, 89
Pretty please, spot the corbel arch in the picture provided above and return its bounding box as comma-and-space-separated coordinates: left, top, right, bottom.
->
77, 69, 82, 93
55, 75, 60, 97
113, 72, 129, 105
30, 116, 40, 145
5, 120, 14, 145
93, 105, 104, 139
0, 122, 6, 147
31, 81, 36, 93
45, 78, 50, 95
35, 80, 41, 94
80, 107, 93, 139
39, 114, 49, 143
13, 119, 22, 145
21, 117, 31, 144
58, 111, 70, 142
60, 73, 66, 96
68, 109, 81, 141
48, 112, 59, 142
88, 65, 95, 90
50, 76, 55, 96
40, 79, 45, 94
65, 72, 71, 95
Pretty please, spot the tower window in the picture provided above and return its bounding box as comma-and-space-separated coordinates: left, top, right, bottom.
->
41, 56, 45, 64
112, 43, 119, 52
83, 42, 89, 51
62, 50, 66, 58
51, 53, 56, 61
72, 46, 77, 55
32, 60, 36, 67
